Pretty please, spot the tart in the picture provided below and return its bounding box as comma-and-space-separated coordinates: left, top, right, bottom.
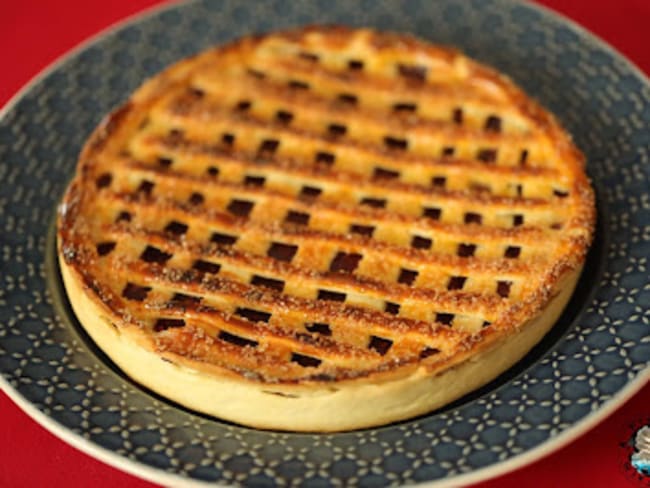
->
57, 26, 595, 431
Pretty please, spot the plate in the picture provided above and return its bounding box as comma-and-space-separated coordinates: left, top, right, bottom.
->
1, 1, 649, 486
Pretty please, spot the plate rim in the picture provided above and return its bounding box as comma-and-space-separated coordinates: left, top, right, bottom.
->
1, 0, 649, 486
3, 365, 649, 488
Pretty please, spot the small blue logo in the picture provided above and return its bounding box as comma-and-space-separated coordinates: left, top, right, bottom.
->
621, 419, 650, 486
632, 426, 650, 477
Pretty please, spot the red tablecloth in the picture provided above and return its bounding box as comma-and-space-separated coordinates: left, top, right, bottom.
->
1, 1, 649, 486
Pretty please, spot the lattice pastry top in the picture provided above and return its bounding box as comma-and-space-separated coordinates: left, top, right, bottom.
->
58, 26, 595, 431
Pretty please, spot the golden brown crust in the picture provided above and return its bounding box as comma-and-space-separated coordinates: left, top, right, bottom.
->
57, 26, 595, 430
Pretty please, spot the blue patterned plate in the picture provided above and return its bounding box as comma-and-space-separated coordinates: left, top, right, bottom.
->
1, 1, 648, 486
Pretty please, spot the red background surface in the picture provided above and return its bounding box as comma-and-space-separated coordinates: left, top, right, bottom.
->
1, 1, 649, 486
